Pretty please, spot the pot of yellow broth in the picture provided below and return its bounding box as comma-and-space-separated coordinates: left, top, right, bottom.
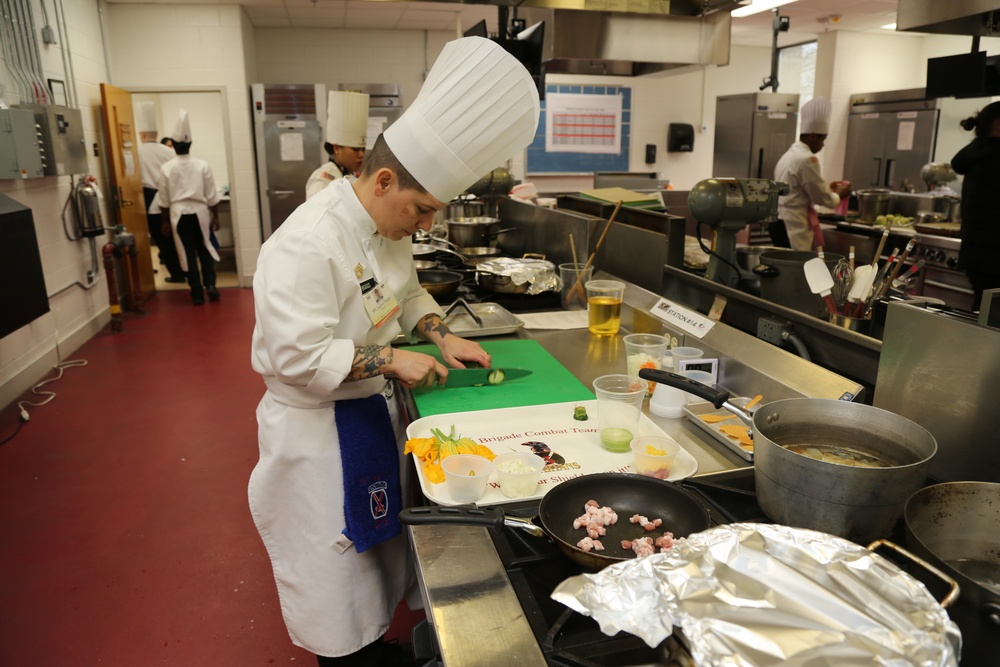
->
638, 370, 938, 546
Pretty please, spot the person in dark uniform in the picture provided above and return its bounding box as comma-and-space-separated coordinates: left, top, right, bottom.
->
952, 101, 1000, 308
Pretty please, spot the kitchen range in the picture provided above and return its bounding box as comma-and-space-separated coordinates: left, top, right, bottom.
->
398, 273, 999, 667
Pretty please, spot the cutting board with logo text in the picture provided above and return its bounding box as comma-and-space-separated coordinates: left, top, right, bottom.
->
406, 339, 594, 417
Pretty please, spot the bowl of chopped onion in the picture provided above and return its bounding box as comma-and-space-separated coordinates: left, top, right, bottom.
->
493, 452, 546, 498
630, 436, 679, 480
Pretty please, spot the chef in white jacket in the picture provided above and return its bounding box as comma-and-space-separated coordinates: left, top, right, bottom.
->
774, 97, 852, 251
249, 37, 540, 666
157, 109, 222, 305
305, 91, 369, 199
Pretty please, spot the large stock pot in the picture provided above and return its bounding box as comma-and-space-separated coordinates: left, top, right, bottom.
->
639, 370, 937, 546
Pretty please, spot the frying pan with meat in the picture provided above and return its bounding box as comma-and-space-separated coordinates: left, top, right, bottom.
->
399, 473, 711, 571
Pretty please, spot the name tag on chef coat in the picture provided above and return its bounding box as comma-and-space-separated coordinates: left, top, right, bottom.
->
360, 277, 400, 329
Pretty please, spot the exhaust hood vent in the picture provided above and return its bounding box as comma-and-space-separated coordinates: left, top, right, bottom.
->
398, 0, 739, 76
519, 6, 733, 77
896, 0, 1000, 36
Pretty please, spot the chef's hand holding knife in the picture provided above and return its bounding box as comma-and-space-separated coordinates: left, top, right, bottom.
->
382, 313, 490, 388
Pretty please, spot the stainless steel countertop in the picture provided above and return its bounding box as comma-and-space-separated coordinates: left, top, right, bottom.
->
404, 331, 745, 667
404, 277, 862, 666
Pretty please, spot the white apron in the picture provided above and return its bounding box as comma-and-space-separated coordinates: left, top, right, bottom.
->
249, 178, 441, 657
169, 205, 219, 273
156, 154, 221, 272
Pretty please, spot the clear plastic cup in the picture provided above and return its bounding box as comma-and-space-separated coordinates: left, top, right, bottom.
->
441, 454, 494, 504
623, 333, 668, 396
493, 452, 546, 498
648, 369, 715, 418
630, 435, 679, 479
681, 369, 716, 403
559, 263, 594, 310
664, 346, 703, 370
585, 280, 625, 336
592, 374, 646, 452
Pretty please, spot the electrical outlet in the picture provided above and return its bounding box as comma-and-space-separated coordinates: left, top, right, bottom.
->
757, 317, 791, 345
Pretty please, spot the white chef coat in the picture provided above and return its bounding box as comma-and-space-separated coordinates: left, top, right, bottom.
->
138, 141, 175, 193
775, 141, 841, 251
156, 154, 221, 271
248, 177, 442, 657
305, 161, 350, 200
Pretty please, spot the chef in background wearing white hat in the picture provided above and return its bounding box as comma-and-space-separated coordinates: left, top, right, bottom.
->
305, 91, 370, 199
135, 102, 185, 283
157, 109, 222, 305
773, 97, 852, 251
249, 36, 540, 666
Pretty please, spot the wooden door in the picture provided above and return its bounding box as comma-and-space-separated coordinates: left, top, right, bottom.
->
100, 83, 155, 300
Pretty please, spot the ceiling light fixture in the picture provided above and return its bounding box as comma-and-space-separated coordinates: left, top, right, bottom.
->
731, 0, 800, 19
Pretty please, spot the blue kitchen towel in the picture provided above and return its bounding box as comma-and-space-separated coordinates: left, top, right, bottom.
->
334, 393, 402, 553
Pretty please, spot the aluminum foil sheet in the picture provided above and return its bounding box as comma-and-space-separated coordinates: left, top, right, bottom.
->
551, 523, 961, 666
477, 258, 558, 295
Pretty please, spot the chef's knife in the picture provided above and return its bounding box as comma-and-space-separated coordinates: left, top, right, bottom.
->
444, 368, 532, 387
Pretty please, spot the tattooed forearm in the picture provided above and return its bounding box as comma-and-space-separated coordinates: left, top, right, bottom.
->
348, 344, 393, 381
415, 314, 453, 342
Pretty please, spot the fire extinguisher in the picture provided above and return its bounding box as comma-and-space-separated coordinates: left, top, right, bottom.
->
72, 176, 106, 238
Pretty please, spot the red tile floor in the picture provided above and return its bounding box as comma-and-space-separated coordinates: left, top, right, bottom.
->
0, 287, 423, 665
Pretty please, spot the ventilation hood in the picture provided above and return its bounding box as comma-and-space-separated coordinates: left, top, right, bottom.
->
896, 0, 1000, 36
410, 0, 738, 76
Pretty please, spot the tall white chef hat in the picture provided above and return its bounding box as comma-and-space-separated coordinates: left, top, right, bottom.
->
135, 102, 157, 134
383, 36, 540, 203
801, 97, 832, 135
171, 108, 192, 143
326, 91, 369, 147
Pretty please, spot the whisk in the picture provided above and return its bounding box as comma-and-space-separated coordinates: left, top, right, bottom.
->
831, 245, 855, 311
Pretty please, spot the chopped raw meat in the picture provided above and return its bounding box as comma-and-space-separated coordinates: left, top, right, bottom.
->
576, 536, 604, 552
654, 532, 675, 551
623, 536, 656, 557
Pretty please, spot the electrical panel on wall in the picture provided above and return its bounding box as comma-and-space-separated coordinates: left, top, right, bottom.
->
0, 109, 45, 179
14, 105, 88, 176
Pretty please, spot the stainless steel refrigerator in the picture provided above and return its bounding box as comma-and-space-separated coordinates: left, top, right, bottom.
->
712, 92, 800, 180
251, 83, 325, 240
842, 88, 987, 192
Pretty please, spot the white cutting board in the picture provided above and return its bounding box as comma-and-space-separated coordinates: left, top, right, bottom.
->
407, 399, 699, 506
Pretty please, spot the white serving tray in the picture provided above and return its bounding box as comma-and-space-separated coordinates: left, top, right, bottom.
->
406, 399, 699, 506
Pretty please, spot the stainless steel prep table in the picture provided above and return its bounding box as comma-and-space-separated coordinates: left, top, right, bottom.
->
402, 275, 863, 667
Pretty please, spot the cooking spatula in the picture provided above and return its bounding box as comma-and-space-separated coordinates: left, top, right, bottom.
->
803, 257, 839, 316
846, 264, 876, 317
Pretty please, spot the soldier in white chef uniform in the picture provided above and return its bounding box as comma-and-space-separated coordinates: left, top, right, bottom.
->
248, 37, 540, 666
157, 109, 222, 305
305, 90, 370, 199
773, 97, 852, 251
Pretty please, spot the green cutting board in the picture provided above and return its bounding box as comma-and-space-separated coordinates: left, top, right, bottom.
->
407, 339, 595, 417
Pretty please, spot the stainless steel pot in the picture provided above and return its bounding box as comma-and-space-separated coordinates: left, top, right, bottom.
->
446, 217, 516, 249
904, 482, 1000, 667
476, 256, 557, 295
638, 370, 937, 546
857, 188, 891, 223
754, 250, 843, 318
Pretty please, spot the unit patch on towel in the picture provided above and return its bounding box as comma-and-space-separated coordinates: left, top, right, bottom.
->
369, 480, 389, 520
